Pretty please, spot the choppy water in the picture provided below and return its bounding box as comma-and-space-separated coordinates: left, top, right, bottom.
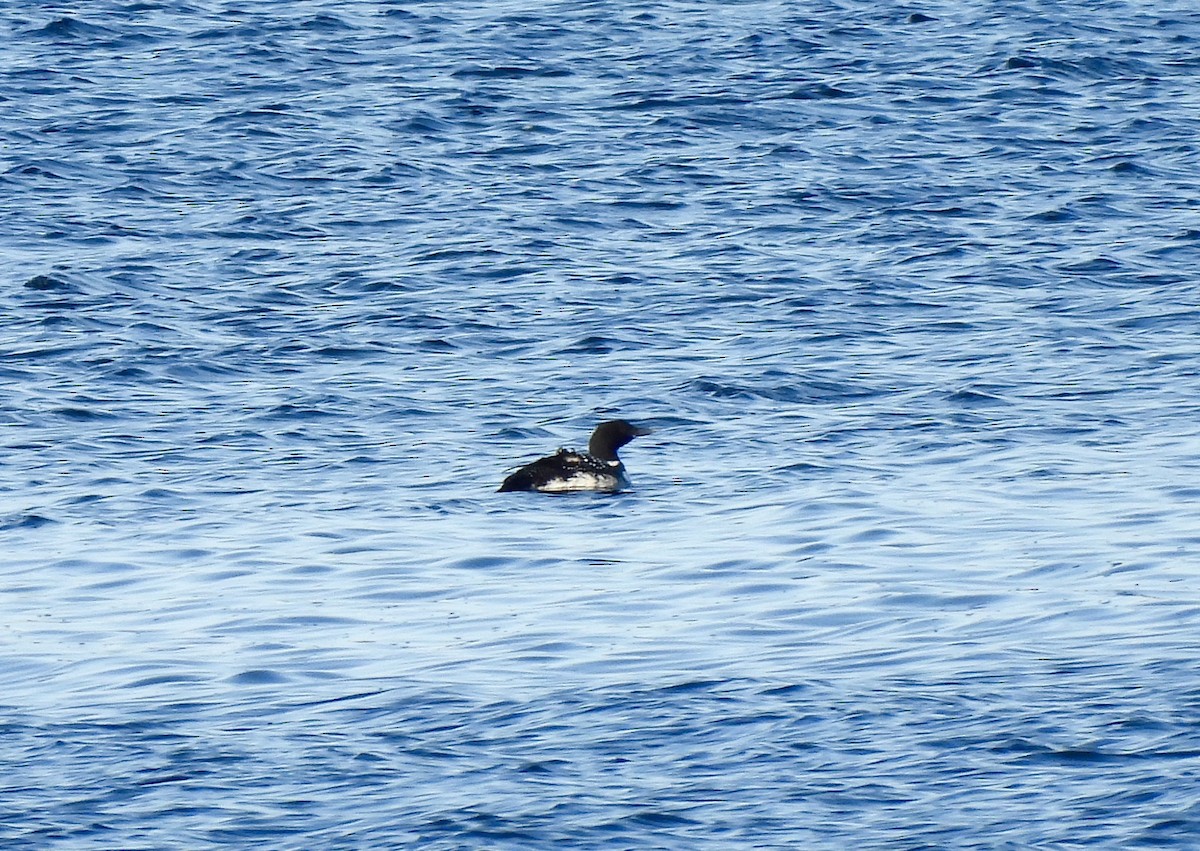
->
4, 0, 1200, 846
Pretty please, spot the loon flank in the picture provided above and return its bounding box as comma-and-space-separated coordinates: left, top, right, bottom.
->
498, 420, 652, 493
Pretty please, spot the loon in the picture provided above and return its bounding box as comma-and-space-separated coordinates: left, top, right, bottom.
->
498, 420, 652, 493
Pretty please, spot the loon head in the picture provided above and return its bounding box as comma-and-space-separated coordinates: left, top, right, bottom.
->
588, 420, 652, 462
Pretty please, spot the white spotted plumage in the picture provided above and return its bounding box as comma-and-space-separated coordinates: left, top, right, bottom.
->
536, 456, 629, 493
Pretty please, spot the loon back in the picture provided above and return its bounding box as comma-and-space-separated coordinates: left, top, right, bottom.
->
498, 449, 626, 493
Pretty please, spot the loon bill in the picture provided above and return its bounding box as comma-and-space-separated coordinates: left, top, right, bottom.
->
498, 420, 652, 493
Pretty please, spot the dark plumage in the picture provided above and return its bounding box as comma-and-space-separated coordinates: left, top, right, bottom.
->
498, 420, 652, 493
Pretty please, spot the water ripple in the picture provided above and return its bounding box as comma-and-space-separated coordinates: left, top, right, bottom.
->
3, 0, 1200, 846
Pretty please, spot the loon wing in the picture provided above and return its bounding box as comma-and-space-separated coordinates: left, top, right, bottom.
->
498, 450, 580, 492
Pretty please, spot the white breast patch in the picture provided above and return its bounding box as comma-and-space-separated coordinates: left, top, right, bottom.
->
538, 472, 622, 493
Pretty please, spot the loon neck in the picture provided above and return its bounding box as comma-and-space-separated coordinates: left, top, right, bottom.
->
588, 445, 621, 463
587, 432, 623, 462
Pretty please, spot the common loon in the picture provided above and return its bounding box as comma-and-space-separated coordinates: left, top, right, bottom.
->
498, 420, 652, 493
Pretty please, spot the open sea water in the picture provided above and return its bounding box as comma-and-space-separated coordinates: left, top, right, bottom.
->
4, 0, 1200, 847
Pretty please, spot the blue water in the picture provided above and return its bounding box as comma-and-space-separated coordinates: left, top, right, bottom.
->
4, 0, 1200, 846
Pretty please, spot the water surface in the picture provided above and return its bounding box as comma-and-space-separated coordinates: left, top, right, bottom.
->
3, 0, 1200, 846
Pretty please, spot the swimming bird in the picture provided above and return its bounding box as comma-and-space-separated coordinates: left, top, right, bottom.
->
498, 420, 652, 493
